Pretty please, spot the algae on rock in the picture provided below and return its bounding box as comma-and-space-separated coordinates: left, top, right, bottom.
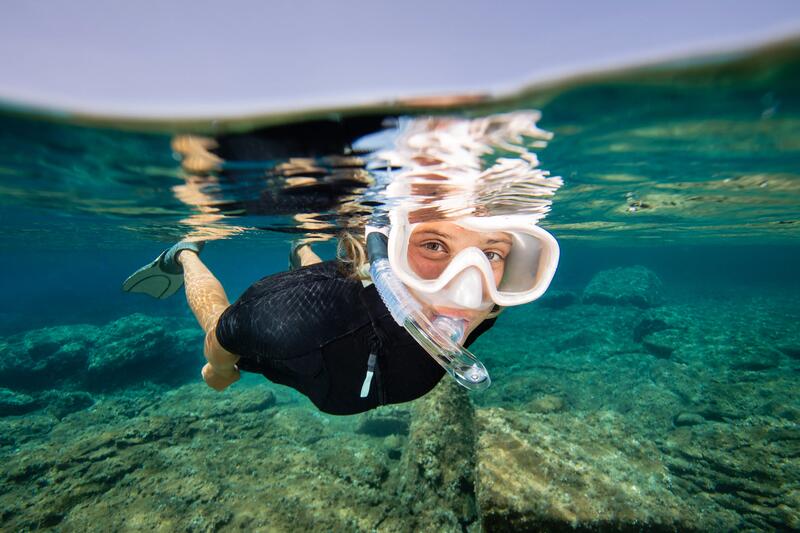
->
394, 379, 478, 532
473, 407, 730, 531
0, 313, 202, 398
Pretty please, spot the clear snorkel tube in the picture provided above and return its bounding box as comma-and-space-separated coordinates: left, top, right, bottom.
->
366, 230, 491, 390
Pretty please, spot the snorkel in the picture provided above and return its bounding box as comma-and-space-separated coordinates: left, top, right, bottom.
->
366, 226, 492, 390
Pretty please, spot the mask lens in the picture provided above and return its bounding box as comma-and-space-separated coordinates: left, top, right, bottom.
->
405, 222, 512, 287
392, 215, 559, 307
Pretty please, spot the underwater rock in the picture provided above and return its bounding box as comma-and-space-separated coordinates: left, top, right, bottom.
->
37, 390, 95, 419
583, 265, 664, 308
0, 314, 201, 393
474, 407, 706, 531
355, 404, 411, 437
204, 386, 277, 417
85, 314, 200, 390
632, 307, 687, 341
641, 329, 683, 359
478, 373, 550, 407
0, 324, 99, 390
674, 412, 706, 426
383, 434, 404, 460
662, 418, 800, 531
0, 413, 56, 447
728, 345, 782, 372
0, 389, 403, 532
777, 344, 800, 360
536, 290, 578, 309
633, 316, 669, 342
0, 387, 39, 417
526, 394, 565, 413
554, 327, 605, 353
233, 387, 277, 412
395, 379, 478, 532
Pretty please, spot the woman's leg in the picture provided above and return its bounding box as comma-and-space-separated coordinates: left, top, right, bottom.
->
295, 244, 322, 267
176, 250, 241, 391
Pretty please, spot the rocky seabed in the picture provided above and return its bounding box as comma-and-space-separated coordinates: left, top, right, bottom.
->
1, 266, 798, 531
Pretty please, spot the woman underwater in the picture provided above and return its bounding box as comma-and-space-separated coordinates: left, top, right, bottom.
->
123, 112, 562, 415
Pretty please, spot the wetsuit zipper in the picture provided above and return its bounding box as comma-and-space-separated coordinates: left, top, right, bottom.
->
360, 331, 385, 404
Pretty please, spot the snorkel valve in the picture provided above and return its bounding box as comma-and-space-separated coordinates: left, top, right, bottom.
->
366, 229, 491, 390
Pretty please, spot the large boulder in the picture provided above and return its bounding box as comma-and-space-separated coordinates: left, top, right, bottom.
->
473, 407, 721, 531
0, 314, 202, 394
85, 314, 201, 390
394, 379, 478, 532
583, 266, 664, 308
0, 324, 100, 390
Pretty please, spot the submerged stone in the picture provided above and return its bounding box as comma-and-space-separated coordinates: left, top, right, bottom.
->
583, 265, 664, 308
536, 290, 578, 309
526, 394, 565, 413
0, 325, 99, 390
633, 307, 692, 342
728, 345, 782, 372
85, 314, 200, 390
777, 344, 800, 359
38, 390, 95, 419
0, 313, 202, 394
474, 408, 706, 531
395, 380, 478, 531
674, 412, 706, 426
554, 327, 603, 353
0, 387, 39, 417
641, 329, 683, 358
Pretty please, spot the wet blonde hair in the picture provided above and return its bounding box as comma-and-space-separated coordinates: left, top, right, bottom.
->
337, 231, 371, 280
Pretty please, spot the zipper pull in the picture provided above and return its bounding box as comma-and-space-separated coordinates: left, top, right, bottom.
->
359, 352, 377, 398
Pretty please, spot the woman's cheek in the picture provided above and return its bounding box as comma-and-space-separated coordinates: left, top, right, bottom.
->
409, 255, 445, 280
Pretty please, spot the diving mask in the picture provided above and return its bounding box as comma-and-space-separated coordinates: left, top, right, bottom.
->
365, 213, 559, 391
388, 209, 560, 311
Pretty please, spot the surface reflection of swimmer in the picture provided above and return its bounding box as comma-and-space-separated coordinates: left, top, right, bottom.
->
123, 113, 561, 414
171, 116, 388, 243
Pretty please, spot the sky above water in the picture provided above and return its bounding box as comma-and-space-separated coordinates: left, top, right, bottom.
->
1, 0, 799, 117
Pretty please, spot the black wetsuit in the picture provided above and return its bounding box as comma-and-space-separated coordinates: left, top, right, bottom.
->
216, 261, 496, 415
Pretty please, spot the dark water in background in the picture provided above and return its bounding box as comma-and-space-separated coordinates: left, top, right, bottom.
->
1, 41, 800, 531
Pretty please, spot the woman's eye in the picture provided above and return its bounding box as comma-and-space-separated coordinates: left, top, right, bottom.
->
485, 251, 504, 262
422, 242, 445, 253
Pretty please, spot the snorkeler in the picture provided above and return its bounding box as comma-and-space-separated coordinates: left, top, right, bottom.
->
123, 112, 562, 414
123, 208, 558, 414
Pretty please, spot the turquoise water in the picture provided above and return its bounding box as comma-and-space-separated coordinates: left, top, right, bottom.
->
1, 42, 799, 531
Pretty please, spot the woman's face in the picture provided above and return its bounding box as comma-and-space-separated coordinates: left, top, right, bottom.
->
407, 220, 512, 335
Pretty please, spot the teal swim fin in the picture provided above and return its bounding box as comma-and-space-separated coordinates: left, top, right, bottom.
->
122, 241, 204, 299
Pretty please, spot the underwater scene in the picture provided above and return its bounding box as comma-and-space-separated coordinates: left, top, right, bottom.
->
1, 41, 799, 532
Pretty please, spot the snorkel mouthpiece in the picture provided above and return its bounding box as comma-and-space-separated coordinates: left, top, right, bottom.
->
366, 231, 491, 390
432, 315, 466, 344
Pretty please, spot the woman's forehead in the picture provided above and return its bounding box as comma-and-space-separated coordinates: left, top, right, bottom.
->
411, 221, 511, 243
